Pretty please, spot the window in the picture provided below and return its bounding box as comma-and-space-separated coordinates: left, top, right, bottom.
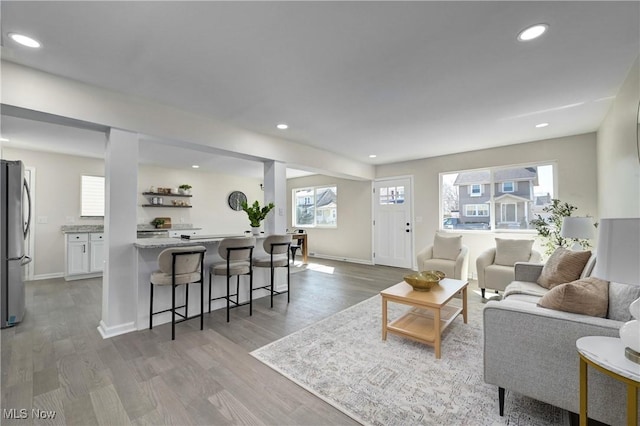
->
293, 185, 337, 227
469, 184, 482, 197
501, 181, 515, 192
81, 175, 105, 217
464, 204, 489, 217
440, 163, 555, 231
378, 185, 405, 204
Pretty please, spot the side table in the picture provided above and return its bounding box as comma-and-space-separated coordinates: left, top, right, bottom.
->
576, 336, 640, 426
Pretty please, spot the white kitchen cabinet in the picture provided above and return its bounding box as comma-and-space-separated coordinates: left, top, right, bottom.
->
89, 233, 105, 272
65, 232, 104, 280
67, 234, 89, 276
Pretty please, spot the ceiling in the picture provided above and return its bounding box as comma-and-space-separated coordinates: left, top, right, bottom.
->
1, 1, 638, 176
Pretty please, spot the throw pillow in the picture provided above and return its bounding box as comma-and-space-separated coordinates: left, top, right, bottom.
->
494, 238, 534, 266
608, 281, 640, 322
432, 234, 462, 261
538, 277, 609, 318
537, 248, 592, 289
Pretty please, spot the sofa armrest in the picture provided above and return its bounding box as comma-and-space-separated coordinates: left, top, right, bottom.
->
483, 300, 630, 425
513, 262, 544, 282
455, 245, 469, 280
416, 245, 434, 270
476, 247, 496, 289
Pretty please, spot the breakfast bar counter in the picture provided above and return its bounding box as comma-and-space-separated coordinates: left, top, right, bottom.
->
134, 234, 277, 331
134, 234, 251, 249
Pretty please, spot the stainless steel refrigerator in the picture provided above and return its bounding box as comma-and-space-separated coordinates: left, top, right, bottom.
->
1, 160, 32, 328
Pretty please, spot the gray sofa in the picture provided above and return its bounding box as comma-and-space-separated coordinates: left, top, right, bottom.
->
483, 259, 640, 425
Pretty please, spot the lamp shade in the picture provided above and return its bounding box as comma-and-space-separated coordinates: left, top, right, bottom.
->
560, 216, 595, 240
591, 218, 640, 286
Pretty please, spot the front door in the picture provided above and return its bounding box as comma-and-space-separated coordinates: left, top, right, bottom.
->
374, 177, 413, 268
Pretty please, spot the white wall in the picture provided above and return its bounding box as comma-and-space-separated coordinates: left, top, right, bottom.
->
137, 165, 263, 234
597, 56, 640, 218
287, 175, 372, 263
2, 148, 267, 277
376, 133, 599, 276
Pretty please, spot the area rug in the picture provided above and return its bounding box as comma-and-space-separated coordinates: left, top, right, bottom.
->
251, 294, 568, 426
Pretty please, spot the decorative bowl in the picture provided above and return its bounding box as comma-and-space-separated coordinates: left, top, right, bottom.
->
403, 270, 446, 292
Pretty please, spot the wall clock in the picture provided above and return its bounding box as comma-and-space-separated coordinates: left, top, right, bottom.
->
228, 191, 247, 211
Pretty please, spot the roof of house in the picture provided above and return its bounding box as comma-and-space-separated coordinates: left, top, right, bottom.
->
316, 187, 337, 207
454, 167, 538, 185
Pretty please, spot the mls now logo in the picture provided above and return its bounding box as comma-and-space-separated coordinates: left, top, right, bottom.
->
3, 409, 28, 419
3, 408, 57, 419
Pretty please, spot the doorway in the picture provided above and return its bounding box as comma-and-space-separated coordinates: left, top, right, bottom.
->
373, 177, 413, 269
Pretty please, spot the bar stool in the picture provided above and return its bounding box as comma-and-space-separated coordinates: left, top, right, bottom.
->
209, 237, 255, 322
149, 245, 206, 340
253, 235, 291, 308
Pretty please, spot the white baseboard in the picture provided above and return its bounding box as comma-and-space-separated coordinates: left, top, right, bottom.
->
97, 320, 136, 339
306, 253, 374, 265
32, 272, 65, 281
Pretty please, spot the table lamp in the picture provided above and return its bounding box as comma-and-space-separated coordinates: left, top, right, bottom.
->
592, 218, 640, 364
560, 216, 595, 250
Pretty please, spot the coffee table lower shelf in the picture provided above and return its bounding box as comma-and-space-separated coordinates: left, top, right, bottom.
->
386, 305, 462, 345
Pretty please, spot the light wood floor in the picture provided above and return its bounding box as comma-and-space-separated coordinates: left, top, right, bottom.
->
1, 260, 484, 425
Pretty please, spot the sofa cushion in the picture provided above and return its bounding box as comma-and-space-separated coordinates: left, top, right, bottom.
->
503, 281, 549, 299
537, 248, 592, 289
421, 258, 456, 278
432, 234, 462, 261
484, 264, 517, 292
494, 238, 533, 266
608, 281, 640, 321
538, 277, 609, 317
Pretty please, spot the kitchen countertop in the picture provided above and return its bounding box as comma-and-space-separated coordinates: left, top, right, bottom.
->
62, 224, 201, 233
134, 234, 263, 249
61, 225, 105, 233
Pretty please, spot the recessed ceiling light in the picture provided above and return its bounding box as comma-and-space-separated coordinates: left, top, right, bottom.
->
369, 154, 377, 158
276, 123, 288, 130
517, 24, 548, 42
0, 138, 9, 142
8, 32, 41, 48
191, 165, 200, 169
535, 122, 549, 128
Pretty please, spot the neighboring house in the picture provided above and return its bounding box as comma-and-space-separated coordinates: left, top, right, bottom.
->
453, 167, 538, 229
295, 187, 337, 226
315, 187, 337, 225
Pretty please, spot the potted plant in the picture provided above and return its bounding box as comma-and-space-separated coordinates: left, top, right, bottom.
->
241, 200, 275, 235
151, 218, 165, 229
529, 199, 596, 257
178, 184, 192, 195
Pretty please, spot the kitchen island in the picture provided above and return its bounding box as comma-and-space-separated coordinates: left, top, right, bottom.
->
134, 234, 282, 330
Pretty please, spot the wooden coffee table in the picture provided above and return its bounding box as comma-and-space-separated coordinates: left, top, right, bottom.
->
381, 278, 468, 359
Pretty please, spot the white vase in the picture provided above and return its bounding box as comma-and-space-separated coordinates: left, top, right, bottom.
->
251, 226, 261, 236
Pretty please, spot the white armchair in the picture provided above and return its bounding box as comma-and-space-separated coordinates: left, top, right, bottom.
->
476, 238, 542, 298
416, 234, 469, 280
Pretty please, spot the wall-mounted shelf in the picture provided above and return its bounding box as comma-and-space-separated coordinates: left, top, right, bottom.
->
142, 191, 193, 208
141, 204, 192, 208
142, 192, 192, 198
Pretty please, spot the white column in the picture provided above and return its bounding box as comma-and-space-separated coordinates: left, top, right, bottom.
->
263, 161, 287, 234
98, 128, 139, 338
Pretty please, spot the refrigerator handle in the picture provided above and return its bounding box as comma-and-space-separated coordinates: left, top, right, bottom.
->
23, 177, 32, 239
